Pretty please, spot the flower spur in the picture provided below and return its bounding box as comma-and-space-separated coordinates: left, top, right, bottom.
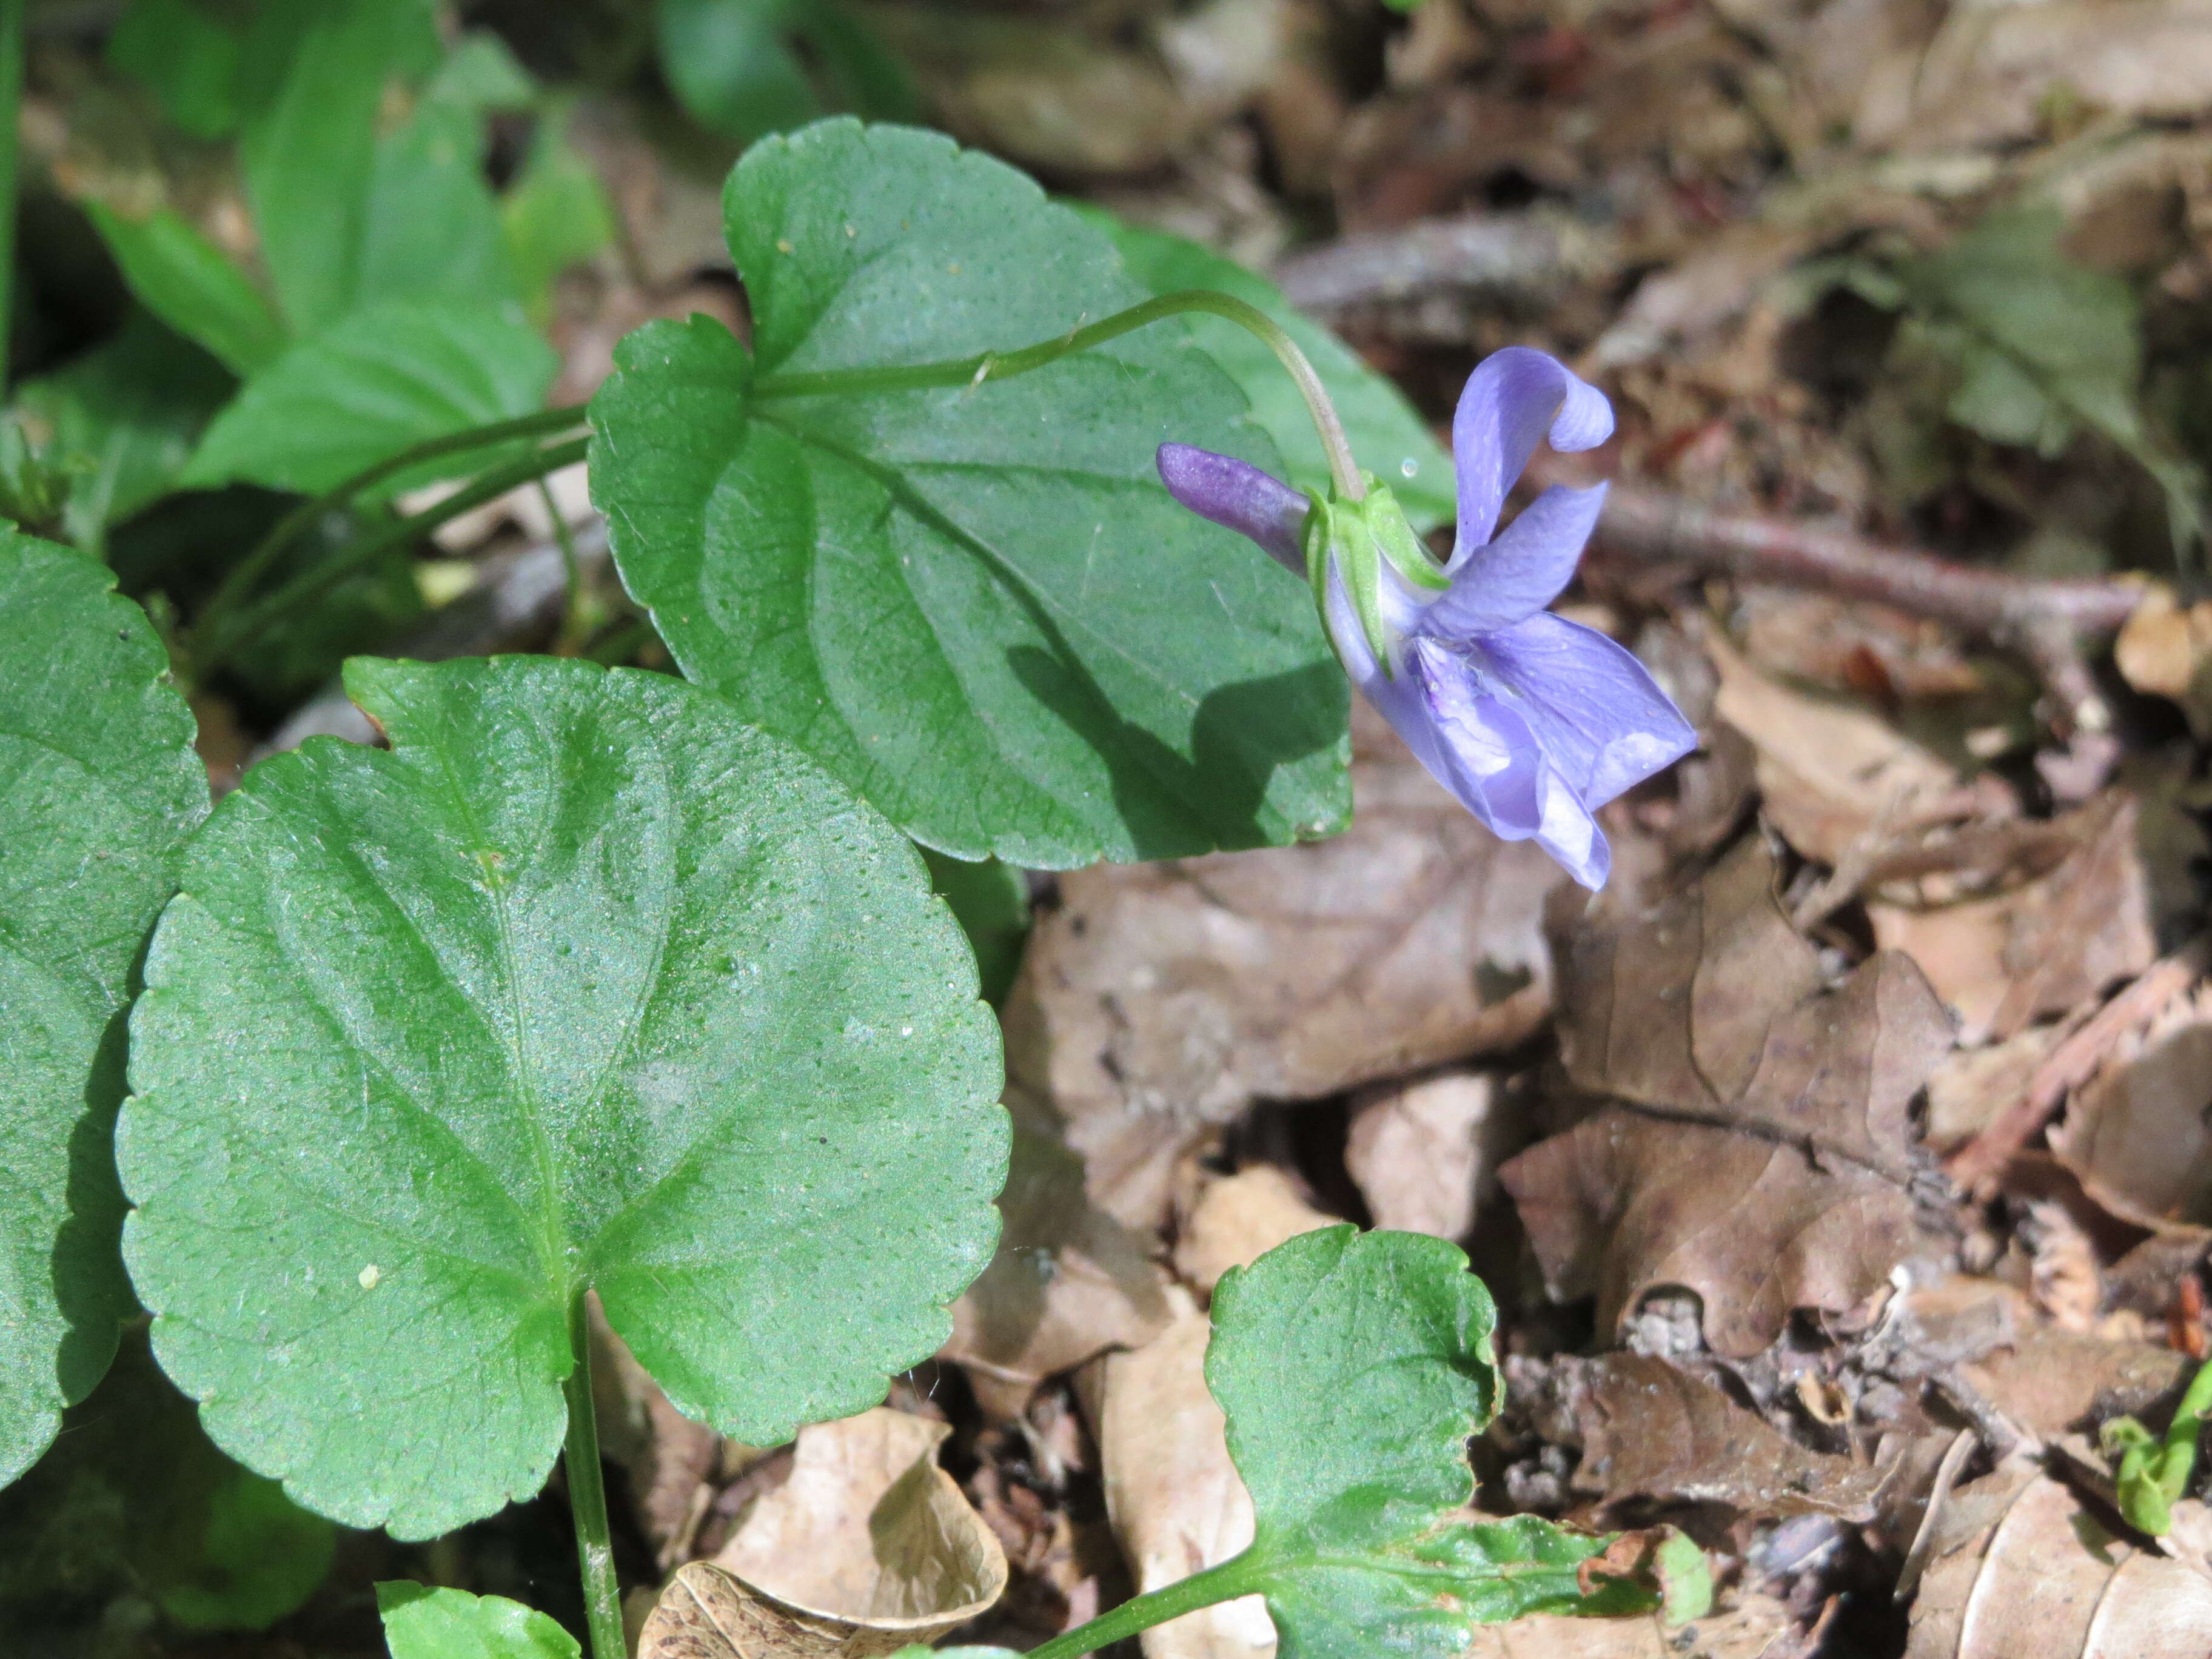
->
1158, 346, 1695, 889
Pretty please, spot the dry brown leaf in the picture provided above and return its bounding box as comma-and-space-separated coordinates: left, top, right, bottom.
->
943, 1127, 1171, 1418
2053, 983, 2212, 1227
1462, 1592, 1797, 1658
1958, 1325, 2193, 1439
1550, 1354, 1885, 1521
1504, 839, 1952, 1356
637, 1409, 1008, 1659
1924, 1027, 2066, 1154
1170, 1165, 1336, 1297
1905, 1471, 2212, 1657
1868, 796, 2156, 1045
1344, 1070, 1506, 1239
1859, 0, 2212, 154
1706, 628, 1957, 865
2116, 584, 2212, 739
1082, 1292, 1273, 1659
1004, 709, 1558, 1228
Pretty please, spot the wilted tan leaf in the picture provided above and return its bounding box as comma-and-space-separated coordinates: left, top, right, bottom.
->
943, 1128, 1171, 1418
637, 1410, 1008, 1659
1462, 1592, 1797, 1658
1707, 628, 1957, 865
2116, 583, 2212, 739
1082, 1293, 1273, 1659
1959, 1324, 2192, 1439
1905, 1472, 2212, 1657
1345, 1071, 1505, 1239
1004, 711, 1558, 1228
1505, 839, 1952, 1355
1540, 1353, 1884, 1520
2053, 983, 2212, 1227
1869, 796, 2156, 1045
1859, 0, 2212, 154
1170, 1165, 1336, 1298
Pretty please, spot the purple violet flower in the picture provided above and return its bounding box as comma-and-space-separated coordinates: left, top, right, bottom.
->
1158, 346, 1695, 889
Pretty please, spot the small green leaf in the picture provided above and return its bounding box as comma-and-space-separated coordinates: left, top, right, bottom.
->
236, 0, 443, 335
0, 534, 207, 1484
1206, 1228, 1652, 1657
377, 1583, 580, 1659
180, 301, 556, 496
591, 120, 1349, 868
84, 203, 288, 378
154, 1463, 337, 1631
1080, 209, 1455, 531
503, 105, 618, 327
120, 655, 1006, 1538
426, 33, 538, 115
14, 312, 233, 552
106, 0, 244, 140
660, 0, 820, 141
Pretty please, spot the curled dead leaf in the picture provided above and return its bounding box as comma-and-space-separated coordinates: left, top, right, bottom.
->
1344, 1070, 1507, 1241
639, 1409, 1007, 1659
1170, 1165, 1336, 1298
1506, 839, 1952, 1356
2053, 982, 2212, 1228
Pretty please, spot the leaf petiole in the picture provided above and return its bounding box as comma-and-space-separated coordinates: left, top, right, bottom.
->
192, 434, 591, 671
192, 403, 589, 658
752, 289, 1367, 501
1024, 1552, 1265, 1659
561, 1298, 626, 1659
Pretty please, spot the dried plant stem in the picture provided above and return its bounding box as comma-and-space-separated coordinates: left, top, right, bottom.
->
1561, 468, 2143, 734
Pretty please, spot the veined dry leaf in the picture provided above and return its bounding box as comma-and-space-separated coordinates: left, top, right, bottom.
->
639, 1410, 1007, 1659
1549, 1355, 1883, 1521
1170, 1166, 1336, 1298
2053, 982, 2212, 1227
1462, 1592, 1797, 1658
1004, 709, 1558, 1228
1345, 1071, 1506, 1240
1868, 796, 2156, 1045
1905, 1472, 2212, 1657
1081, 1292, 1273, 1659
943, 1127, 1171, 1419
1504, 839, 1952, 1356
1707, 628, 1957, 866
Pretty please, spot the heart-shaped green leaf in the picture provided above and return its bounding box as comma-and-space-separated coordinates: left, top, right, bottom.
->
0, 532, 207, 1483
179, 301, 557, 496
378, 1582, 580, 1659
1205, 1228, 1654, 1657
590, 119, 1350, 868
119, 655, 1007, 1538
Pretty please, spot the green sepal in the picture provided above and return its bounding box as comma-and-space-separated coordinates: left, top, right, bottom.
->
1302, 480, 1446, 682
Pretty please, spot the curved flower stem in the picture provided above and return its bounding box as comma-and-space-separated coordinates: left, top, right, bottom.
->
754, 289, 1366, 501
195, 404, 591, 650
1024, 1553, 1265, 1659
561, 1296, 626, 1659
193, 434, 592, 672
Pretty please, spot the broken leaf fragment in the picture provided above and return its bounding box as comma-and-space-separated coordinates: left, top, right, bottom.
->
638, 1407, 1008, 1659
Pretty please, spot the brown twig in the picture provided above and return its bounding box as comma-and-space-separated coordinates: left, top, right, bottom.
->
1270, 212, 1599, 343
1560, 469, 2144, 736
1946, 934, 2212, 1196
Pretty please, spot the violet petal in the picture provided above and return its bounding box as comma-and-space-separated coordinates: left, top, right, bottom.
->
1476, 612, 1698, 809
1450, 348, 1613, 554
1156, 443, 1308, 574
1430, 481, 1607, 633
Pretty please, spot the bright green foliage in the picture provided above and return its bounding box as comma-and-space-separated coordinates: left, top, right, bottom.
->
0, 534, 207, 1486
592, 121, 1350, 868
82, 204, 288, 379
2102, 1351, 2212, 1535
1084, 210, 1455, 530
1207, 1228, 1651, 1657
119, 655, 1007, 1539
657, 0, 916, 142
13, 313, 233, 553
1898, 206, 2205, 550
180, 303, 558, 497
106, 0, 245, 140
503, 105, 619, 327
378, 1583, 580, 1659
